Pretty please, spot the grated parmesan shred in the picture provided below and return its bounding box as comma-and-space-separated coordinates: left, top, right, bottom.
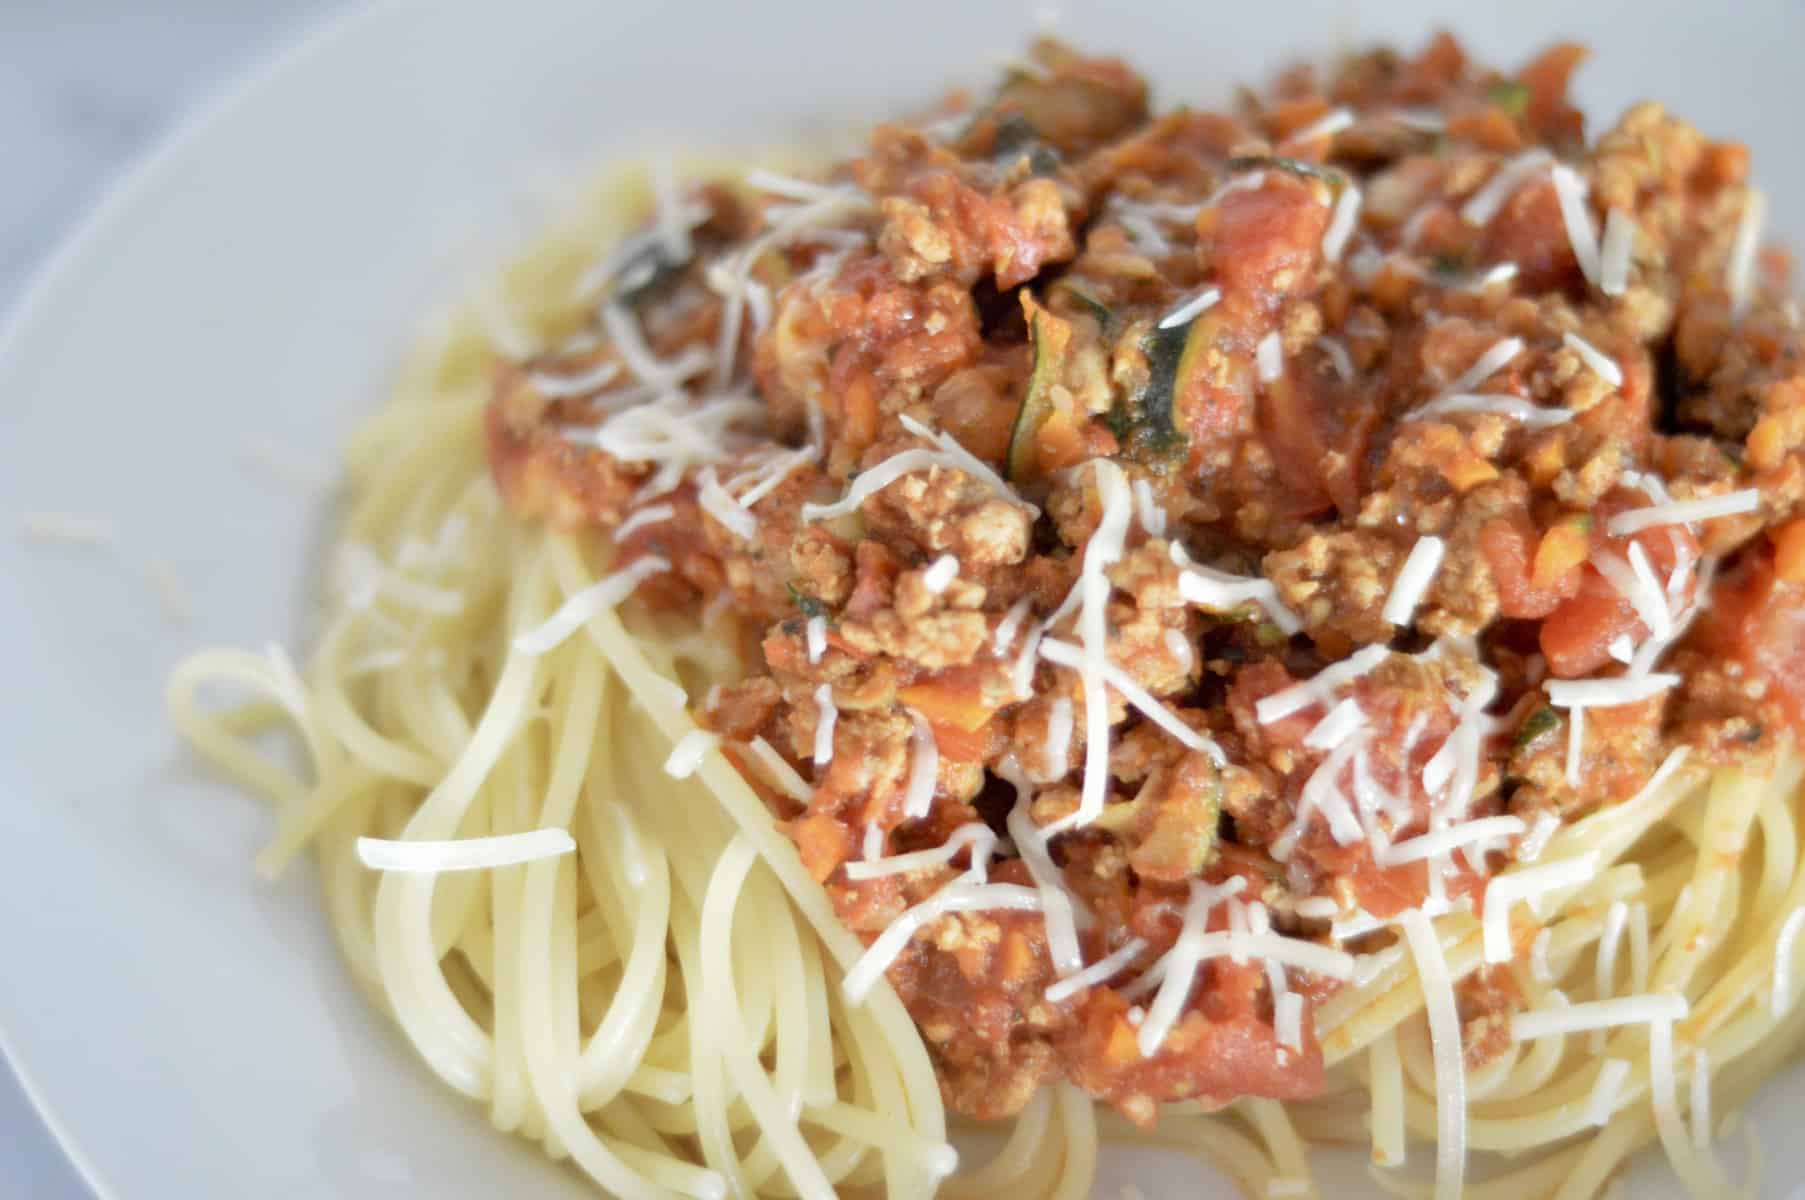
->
812, 683, 838, 766
1562, 331, 1624, 387
514, 557, 670, 655
357, 829, 575, 873
1550, 164, 1602, 286
1383, 536, 1446, 626
841, 883, 1043, 1004
901, 709, 939, 818
1256, 331, 1285, 382
841, 822, 995, 882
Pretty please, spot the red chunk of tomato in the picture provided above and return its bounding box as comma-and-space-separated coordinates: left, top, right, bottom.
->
1481, 514, 1574, 619
1537, 494, 1701, 678
1698, 552, 1805, 729
1205, 176, 1330, 303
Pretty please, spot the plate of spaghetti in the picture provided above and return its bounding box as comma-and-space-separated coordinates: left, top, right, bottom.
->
7, 1, 1805, 1197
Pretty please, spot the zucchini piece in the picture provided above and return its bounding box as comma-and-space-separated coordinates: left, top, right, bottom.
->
1056, 283, 1114, 332
1225, 154, 1337, 185
1106, 315, 1202, 463
1514, 705, 1561, 748
1487, 78, 1530, 117
1007, 300, 1072, 481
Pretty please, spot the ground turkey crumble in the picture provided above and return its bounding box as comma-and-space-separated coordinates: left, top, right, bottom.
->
485, 34, 1805, 1125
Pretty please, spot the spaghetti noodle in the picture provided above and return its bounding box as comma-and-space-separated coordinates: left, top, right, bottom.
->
169, 32, 1805, 1200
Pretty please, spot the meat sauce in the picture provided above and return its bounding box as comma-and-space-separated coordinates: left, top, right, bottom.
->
484, 34, 1805, 1125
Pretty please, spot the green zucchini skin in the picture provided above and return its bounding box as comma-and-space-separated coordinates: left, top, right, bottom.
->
1007, 311, 1065, 481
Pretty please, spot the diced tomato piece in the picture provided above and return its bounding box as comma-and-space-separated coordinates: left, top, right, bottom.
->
1516, 42, 1589, 136
1481, 180, 1578, 293
1698, 552, 1805, 729
1204, 177, 1331, 302
1540, 566, 1637, 677
1482, 514, 1575, 618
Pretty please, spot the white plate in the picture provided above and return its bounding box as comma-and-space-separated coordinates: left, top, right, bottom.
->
3, 0, 1804, 1195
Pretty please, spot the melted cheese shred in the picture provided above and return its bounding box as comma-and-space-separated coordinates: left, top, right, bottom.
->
165, 172, 1805, 1200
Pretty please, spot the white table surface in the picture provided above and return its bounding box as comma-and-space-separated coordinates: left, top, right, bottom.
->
1, 3, 337, 1193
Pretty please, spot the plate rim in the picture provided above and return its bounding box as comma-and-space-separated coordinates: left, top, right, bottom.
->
0, 4, 389, 1194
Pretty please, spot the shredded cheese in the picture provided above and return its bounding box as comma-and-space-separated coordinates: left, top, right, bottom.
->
842, 883, 1043, 1003
613, 504, 675, 541
1157, 287, 1222, 330
1069, 461, 1132, 830
1563, 331, 1623, 387
1163, 628, 1193, 669
696, 466, 758, 540
994, 597, 1033, 652
1443, 337, 1525, 397
1464, 262, 1519, 291
842, 823, 996, 881
1287, 107, 1354, 144
1044, 937, 1149, 1003
1322, 182, 1362, 264
1593, 549, 1673, 642
1175, 555, 1302, 634
356, 829, 576, 873
902, 709, 939, 818
802, 450, 960, 522
1041, 697, 1074, 779
745, 168, 839, 202
1727, 190, 1767, 321
1256, 332, 1285, 382
1483, 854, 1599, 963
812, 684, 838, 766
1519, 811, 1561, 862
727, 444, 819, 509
921, 554, 959, 594
1461, 149, 1554, 226
1381, 815, 1526, 866
898, 411, 1032, 508
1606, 489, 1761, 536
1383, 536, 1446, 626
1294, 896, 1340, 920
1545, 674, 1680, 708
1304, 698, 1366, 750
806, 615, 828, 664
1002, 765, 1088, 976
1600, 208, 1635, 296
1317, 336, 1355, 382
1132, 478, 1167, 538
663, 730, 722, 779
1274, 990, 1305, 1052
513, 557, 669, 655
1037, 638, 1226, 765
1412, 391, 1573, 427
530, 360, 621, 398
1256, 644, 1390, 724
1138, 879, 1230, 1055
1550, 164, 1602, 286
1512, 992, 1687, 1040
